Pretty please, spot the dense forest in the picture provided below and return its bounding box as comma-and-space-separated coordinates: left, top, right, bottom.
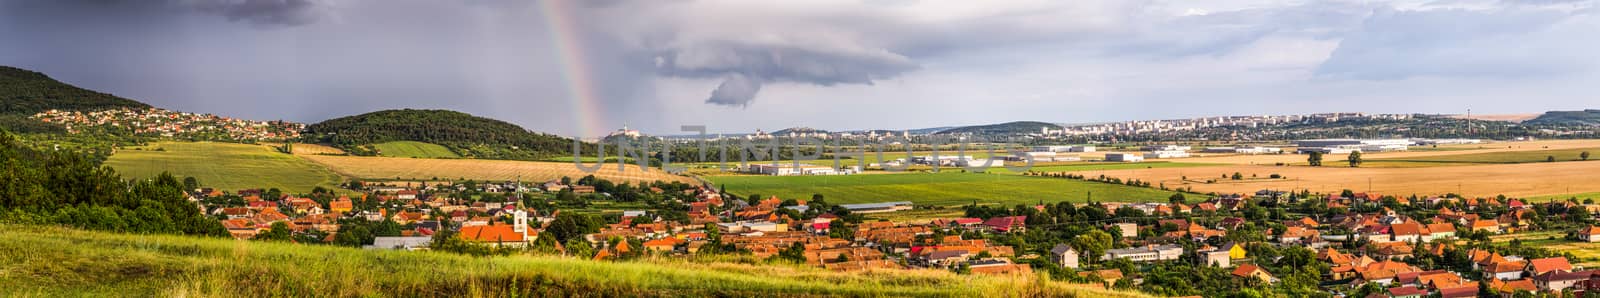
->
0, 130, 224, 236
303, 109, 587, 160
0, 65, 151, 115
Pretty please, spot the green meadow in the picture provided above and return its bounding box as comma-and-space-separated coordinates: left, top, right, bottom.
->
373, 141, 461, 158
1363, 147, 1600, 168
707, 172, 1187, 206
992, 161, 1222, 174
104, 142, 345, 193
0, 225, 1146, 298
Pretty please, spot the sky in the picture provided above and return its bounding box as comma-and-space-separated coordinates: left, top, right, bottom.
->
2, 0, 1597, 137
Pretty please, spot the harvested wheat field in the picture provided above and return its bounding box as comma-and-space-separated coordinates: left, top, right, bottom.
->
1070, 160, 1600, 198
301, 154, 695, 184
1178, 139, 1600, 165
263, 142, 348, 155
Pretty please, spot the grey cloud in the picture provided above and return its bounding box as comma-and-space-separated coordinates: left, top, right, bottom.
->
180, 0, 330, 26
1315, 7, 1596, 80
653, 41, 919, 106
705, 74, 762, 106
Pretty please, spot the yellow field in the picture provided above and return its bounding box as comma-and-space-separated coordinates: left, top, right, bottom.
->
301, 154, 695, 184
260, 142, 347, 155
1076, 160, 1600, 198
1175, 140, 1600, 165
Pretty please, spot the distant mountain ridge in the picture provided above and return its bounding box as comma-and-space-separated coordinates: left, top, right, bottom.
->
0, 66, 151, 115
935, 121, 1062, 135
1524, 109, 1600, 126
302, 109, 582, 160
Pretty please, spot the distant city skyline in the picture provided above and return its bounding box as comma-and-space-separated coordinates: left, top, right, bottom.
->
3, 0, 1596, 137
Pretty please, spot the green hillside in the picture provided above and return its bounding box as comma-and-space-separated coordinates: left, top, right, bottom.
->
0, 65, 152, 115
373, 141, 461, 158
1525, 109, 1600, 126
104, 141, 345, 193
936, 121, 1062, 135
0, 225, 1146, 297
303, 109, 585, 160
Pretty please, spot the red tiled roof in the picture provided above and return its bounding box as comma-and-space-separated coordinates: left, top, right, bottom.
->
1528, 257, 1573, 275
458, 224, 526, 243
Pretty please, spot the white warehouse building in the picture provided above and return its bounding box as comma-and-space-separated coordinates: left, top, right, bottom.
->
1105, 153, 1145, 162
1294, 139, 1412, 154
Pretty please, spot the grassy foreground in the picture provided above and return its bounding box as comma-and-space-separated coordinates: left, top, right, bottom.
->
0, 225, 1144, 297
708, 172, 1184, 206
104, 142, 345, 193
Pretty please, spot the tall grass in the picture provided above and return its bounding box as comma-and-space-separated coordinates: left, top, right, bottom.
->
0, 225, 1148, 297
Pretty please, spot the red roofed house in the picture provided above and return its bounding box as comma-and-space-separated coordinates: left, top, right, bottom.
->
984, 216, 1027, 233
1231, 263, 1277, 284
1528, 257, 1573, 276
1581, 226, 1600, 242
457, 210, 534, 248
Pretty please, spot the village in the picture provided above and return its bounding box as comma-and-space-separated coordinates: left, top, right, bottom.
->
191, 171, 1600, 298
31, 108, 303, 141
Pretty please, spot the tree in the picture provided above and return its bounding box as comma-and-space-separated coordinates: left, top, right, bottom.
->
1583, 151, 1591, 161
1547, 155, 1557, 162
255, 222, 292, 242
1071, 230, 1113, 265
1307, 152, 1323, 167
1231, 172, 1243, 180
1347, 151, 1362, 168
545, 213, 600, 243
183, 175, 200, 192
1168, 193, 1187, 205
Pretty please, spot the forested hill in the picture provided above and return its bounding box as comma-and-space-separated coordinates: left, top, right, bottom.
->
302, 109, 583, 160
936, 121, 1062, 135
0, 66, 151, 115
1525, 109, 1600, 126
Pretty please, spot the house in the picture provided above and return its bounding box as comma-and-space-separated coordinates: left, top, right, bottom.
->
1279, 226, 1318, 244
1580, 226, 1600, 242
1437, 284, 1479, 298
1201, 249, 1231, 268
1533, 270, 1595, 292
983, 216, 1027, 233
1527, 257, 1573, 276
1111, 223, 1137, 238
457, 210, 534, 247
1390, 222, 1423, 243
1489, 279, 1538, 297
1223, 242, 1247, 260
1424, 222, 1456, 241
1231, 263, 1277, 284
1388, 286, 1425, 298
1488, 261, 1528, 280
642, 237, 684, 252
570, 185, 596, 194
329, 197, 354, 213
1471, 219, 1501, 233
1050, 244, 1079, 269
1103, 244, 1183, 262
396, 190, 419, 200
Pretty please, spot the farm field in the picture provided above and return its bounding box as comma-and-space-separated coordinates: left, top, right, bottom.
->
706, 172, 1188, 206
104, 142, 345, 193
284, 142, 346, 155
1526, 192, 1600, 202
1175, 139, 1600, 165
993, 161, 1223, 174
300, 154, 695, 184
1077, 160, 1600, 199
372, 141, 461, 158
1359, 147, 1599, 168
1491, 231, 1600, 267
0, 225, 1143, 297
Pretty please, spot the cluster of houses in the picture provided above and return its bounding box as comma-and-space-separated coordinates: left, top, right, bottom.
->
193, 176, 1600, 297
31, 108, 302, 141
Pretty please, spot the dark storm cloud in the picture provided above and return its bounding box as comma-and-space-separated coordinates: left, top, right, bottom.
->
182, 0, 331, 27
652, 41, 919, 106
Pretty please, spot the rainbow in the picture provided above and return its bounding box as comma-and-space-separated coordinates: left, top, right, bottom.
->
539, 0, 605, 139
